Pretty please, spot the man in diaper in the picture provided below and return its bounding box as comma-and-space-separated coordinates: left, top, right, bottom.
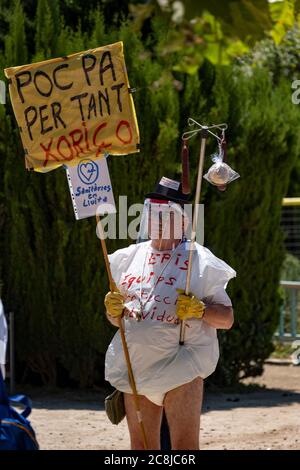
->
104, 177, 236, 450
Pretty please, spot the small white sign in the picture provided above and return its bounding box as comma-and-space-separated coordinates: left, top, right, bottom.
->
66, 158, 116, 220
159, 177, 180, 191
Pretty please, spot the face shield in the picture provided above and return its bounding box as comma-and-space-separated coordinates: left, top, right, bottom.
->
137, 198, 190, 244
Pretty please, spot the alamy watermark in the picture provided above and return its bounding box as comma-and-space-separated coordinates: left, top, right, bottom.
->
0, 80, 6, 105
95, 196, 204, 246
291, 80, 300, 104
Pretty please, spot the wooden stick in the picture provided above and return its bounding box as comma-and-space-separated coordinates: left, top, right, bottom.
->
179, 130, 208, 345
117, 316, 148, 449
96, 215, 148, 449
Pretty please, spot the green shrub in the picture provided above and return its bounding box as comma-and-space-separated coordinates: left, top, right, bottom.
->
1, 1, 300, 387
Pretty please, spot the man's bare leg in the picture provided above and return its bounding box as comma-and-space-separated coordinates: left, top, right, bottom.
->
164, 377, 203, 450
124, 393, 163, 450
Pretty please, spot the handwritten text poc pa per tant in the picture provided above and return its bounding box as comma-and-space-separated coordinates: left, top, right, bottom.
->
5, 42, 139, 171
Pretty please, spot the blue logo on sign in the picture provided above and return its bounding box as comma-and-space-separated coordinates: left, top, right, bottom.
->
77, 159, 99, 185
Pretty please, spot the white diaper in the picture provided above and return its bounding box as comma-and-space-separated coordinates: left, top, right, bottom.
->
144, 392, 165, 407
124, 391, 165, 406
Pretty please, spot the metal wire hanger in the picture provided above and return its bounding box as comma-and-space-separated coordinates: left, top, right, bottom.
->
182, 118, 228, 143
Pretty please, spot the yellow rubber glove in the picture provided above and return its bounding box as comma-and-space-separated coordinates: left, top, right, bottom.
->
176, 289, 205, 320
104, 291, 124, 318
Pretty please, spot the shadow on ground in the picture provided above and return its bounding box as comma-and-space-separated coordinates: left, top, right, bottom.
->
7, 363, 300, 412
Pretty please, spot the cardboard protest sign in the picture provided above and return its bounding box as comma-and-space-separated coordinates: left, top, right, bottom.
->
66, 157, 116, 220
4, 41, 139, 172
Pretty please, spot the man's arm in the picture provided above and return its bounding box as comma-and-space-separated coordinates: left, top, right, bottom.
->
104, 291, 125, 327
105, 311, 120, 327
105, 307, 130, 327
202, 304, 234, 330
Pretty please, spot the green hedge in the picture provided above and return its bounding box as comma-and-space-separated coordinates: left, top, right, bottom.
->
0, 0, 299, 387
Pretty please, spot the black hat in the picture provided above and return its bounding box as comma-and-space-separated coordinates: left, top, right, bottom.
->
145, 177, 191, 204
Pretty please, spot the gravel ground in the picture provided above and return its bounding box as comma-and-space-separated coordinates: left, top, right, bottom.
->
24, 363, 300, 450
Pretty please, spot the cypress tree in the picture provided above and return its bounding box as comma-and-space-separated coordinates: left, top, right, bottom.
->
35, 0, 61, 59
204, 69, 300, 384
4, 0, 27, 66
1, 2, 300, 388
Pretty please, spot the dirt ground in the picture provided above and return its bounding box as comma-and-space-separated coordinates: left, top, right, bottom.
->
25, 362, 300, 450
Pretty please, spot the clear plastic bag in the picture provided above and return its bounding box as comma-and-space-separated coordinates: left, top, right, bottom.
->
203, 153, 240, 187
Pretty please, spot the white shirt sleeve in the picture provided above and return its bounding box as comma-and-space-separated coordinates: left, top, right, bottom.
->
202, 286, 232, 307
108, 243, 140, 287
193, 244, 235, 306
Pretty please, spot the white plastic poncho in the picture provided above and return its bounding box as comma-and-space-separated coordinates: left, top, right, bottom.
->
105, 240, 236, 399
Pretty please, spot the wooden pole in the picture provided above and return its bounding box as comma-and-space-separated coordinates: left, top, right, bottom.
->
96, 215, 148, 449
179, 129, 208, 345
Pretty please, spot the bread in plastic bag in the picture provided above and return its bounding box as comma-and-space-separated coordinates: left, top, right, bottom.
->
204, 154, 240, 187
